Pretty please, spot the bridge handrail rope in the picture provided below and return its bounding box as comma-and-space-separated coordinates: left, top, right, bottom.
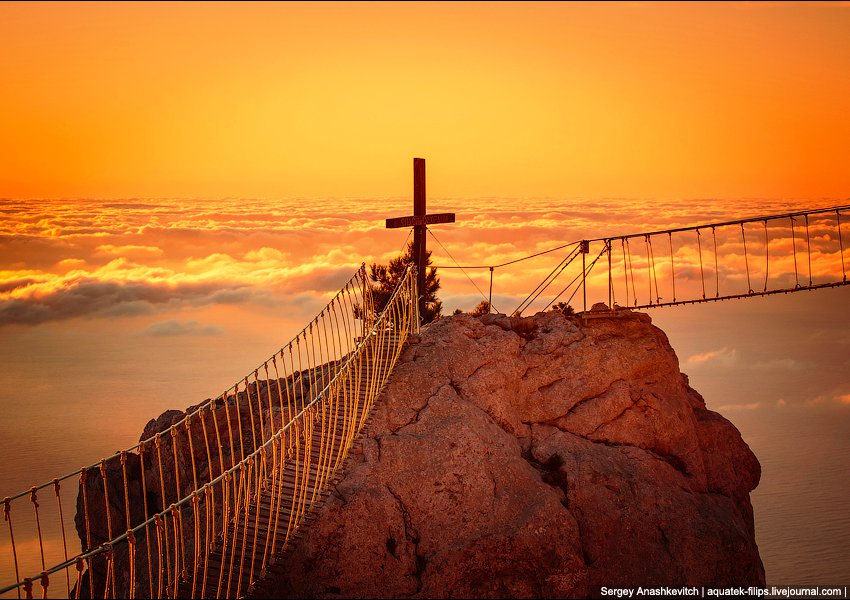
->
511, 243, 582, 316
427, 203, 849, 316
546, 243, 608, 312
427, 227, 502, 314
584, 203, 850, 243
1, 265, 419, 598
1, 267, 370, 506
575, 205, 849, 312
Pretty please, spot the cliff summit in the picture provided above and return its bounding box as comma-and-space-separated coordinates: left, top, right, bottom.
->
256, 308, 764, 598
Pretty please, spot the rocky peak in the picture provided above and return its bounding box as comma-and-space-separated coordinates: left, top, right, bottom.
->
256, 309, 764, 598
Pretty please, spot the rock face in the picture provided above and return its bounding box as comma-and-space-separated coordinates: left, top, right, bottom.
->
72, 364, 336, 599
259, 309, 764, 598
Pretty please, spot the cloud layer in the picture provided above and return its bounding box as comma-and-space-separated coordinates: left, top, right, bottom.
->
1, 197, 847, 326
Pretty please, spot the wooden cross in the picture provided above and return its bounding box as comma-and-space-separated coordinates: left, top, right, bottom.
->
386, 158, 455, 321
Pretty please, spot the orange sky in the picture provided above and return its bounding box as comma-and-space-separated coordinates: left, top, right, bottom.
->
2, 1, 850, 201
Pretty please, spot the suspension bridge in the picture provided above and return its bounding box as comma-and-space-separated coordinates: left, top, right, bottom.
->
1, 162, 848, 598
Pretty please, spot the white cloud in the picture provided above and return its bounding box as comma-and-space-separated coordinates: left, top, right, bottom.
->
143, 319, 223, 337
716, 402, 763, 412
752, 358, 808, 372
685, 346, 738, 367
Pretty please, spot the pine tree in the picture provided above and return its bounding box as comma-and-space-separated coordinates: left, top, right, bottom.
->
362, 241, 442, 324
469, 300, 490, 316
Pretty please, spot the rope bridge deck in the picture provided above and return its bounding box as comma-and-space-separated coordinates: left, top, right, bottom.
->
1, 265, 419, 599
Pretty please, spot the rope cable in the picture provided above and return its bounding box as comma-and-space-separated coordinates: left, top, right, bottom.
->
559, 245, 609, 308
763, 220, 769, 292
791, 216, 800, 288
838, 210, 846, 282
696, 229, 706, 300
668, 232, 676, 302
427, 228, 496, 312
805, 214, 813, 286
621, 239, 629, 307
625, 238, 637, 306
713, 226, 719, 298
512, 244, 581, 316
742, 223, 753, 294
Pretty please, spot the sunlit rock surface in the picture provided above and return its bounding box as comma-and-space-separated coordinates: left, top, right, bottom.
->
257, 308, 764, 598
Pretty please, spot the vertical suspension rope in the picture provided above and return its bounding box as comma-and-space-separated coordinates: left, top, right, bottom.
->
154, 515, 163, 600
79, 470, 93, 598
138, 443, 154, 599
283, 346, 295, 442
647, 235, 661, 304
244, 376, 259, 458
211, 399, 226, 550
696, 229, 706, 300
100, 545, 111, 599
269, 363, 288, 558
296, 336, 307, 418
607, 240, 613, 308
272, 356, 285, 425
668, 232, 676, 302
51, 480, 71, 597
223, 388, 241, 553
626, 238, 637, 306
307, 321, 328, 506
326, 312, 344, 478
838, 209, 847, 282
3, 497, 21, 600
215, 472, 230, 599
791, 216, 800, 288
805, 214, 813, 286
222, 392, 237, 471
314, 313, 336, 497
185, 417, 199, 495
620, 239, 628, 307
74, 559, 83, 600
296, 409, 314, 537
234, 381, 247, 464
282, 415, 301, 552
248, 450, 264, 589
170, 505, 180, 598
154, 435, 172, 589
260, 436, 280, 575
329, 300, 348, 476
247, 453, 263, 589
38, 572, 48, 600
120, 452, 131, 532
200, 485, 212, 599
263, 363, 276, 460
712, 226, 720, 298
741, 223, 753, 294
200, 406, 215, 484
763, 220, 770, 292
175, 504, 187, 586
190, 492, 200, 598
127, 530, 136, 600
29, 489, 45, 573
252, 370, 268, 485
644, 235, 651, 305
488, 267, 494, 313
224, 465, 245, 599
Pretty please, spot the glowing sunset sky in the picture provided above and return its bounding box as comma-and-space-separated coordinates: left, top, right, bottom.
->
2, 1, 850, 200
1, 1, 850, 590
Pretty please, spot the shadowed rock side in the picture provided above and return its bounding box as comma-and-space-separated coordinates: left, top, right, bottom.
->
254, 309, 764, 598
